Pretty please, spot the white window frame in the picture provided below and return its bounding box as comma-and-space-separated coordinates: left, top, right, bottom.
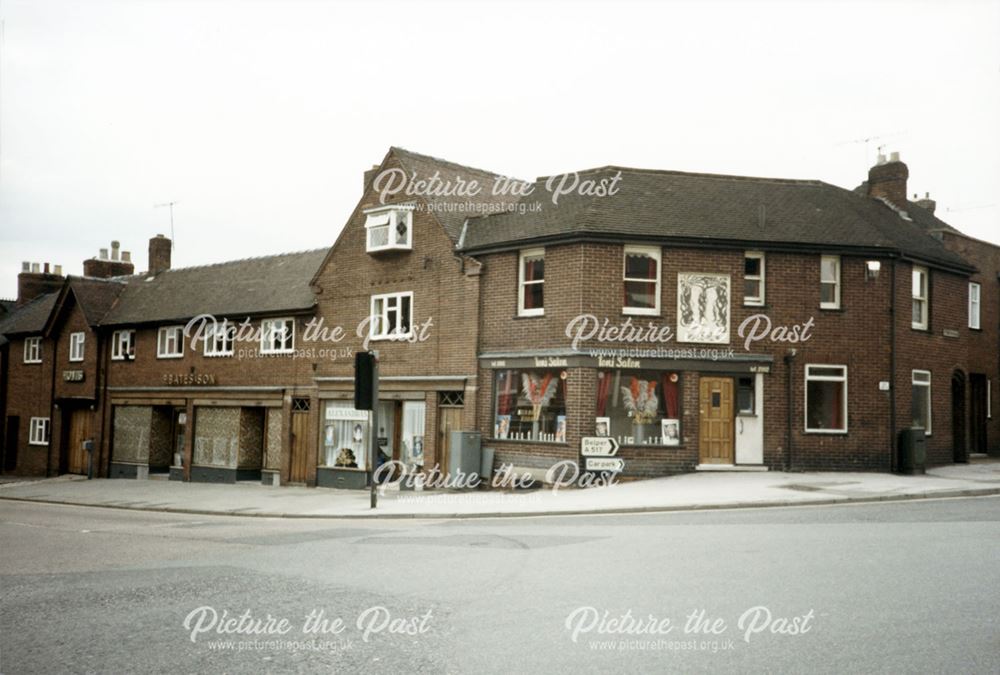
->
204, 321, 235, 357
820, 255, 840, 309
912, 369, 932, 436
912, 265, 929, 330
29, 417, 50, 445
260, 318, 295, 354
804, 364, 848, 433
517, 248, 545, 317
23, 336, 42, 364
364, 205, 414, 253
157, 326, 184, 359
968, 282, 981, 330
111, 330, 135, 361
623, 245, 661, 316
69, 332, 85, 362
369, 292, 414, 340
743, 251, 765, 306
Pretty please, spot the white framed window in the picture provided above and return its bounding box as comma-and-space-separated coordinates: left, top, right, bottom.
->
157, 326, 184, 358
204, 321, 234, 357
364, 205, 414, 253
370, 292, 413, 339
820, 255, 840, 309
261, 318, 295, 354
623, 245, 661, 315
911, 370, 932, 435
23, 336, 42, 364
518, 248, 545, 317
744, 251, 765, 306
29, 417, 50, 445
69, 332, 85, 362
969, 282, 981, 330
912, 266, 928, 329
805, 364, 847, 433
111, 330, 135, 360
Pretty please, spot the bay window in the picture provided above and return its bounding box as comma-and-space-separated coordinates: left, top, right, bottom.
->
596, 369, 681, 445
493, 369, 566, 442
911, 370, 932, 434
623, 246, 661, 315
805, 364, 847, 432
912, 266, 928, 329
365, 206, 413, 253
518, 249, 545, 316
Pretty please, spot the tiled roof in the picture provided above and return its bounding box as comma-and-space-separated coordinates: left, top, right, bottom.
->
459, 166, 973, 271
65, 276, 127, 326
0, 292, 59, 343
100, 248, 328, 326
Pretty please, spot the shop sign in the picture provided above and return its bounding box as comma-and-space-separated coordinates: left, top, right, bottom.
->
581, 436, 620, 457
325, 406, 369, 421
63, 370, 84, 382
585, 457, 625, 472
162, 372, 217, 385
750, 365, 770, 374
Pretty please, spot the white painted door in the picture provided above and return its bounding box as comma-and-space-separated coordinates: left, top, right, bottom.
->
735, 373, 764, 465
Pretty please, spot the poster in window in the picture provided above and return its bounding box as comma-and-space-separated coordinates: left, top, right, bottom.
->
495, 415, 511, 439
661, 419, 680, 446
595, 417, 611, 437
555, 415, 567, 443
677, 273, 730, 344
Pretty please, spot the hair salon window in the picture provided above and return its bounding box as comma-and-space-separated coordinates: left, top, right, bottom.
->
595, 370, 681, 445
320, 401, 371, 471
493, 369, 567, 442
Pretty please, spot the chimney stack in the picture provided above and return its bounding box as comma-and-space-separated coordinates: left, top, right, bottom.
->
84, 241, 136, 279
866, 152, 908, 208
148, 234, 172, 275
914, 191, 936, 215
17, 261, 65, 306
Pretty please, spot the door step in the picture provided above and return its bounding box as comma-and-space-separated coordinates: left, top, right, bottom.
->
695, 464, 768, 472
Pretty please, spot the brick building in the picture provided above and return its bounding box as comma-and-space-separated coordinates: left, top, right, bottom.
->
0, 148, 996, 485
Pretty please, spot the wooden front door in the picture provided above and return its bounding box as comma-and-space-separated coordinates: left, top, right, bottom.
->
699, 376, 734, 464
437, 406, 463, 472
289, 411, 309, 483
66, 409, 91, 475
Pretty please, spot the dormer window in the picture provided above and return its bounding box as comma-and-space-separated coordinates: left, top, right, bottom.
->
365, 205, 414, 253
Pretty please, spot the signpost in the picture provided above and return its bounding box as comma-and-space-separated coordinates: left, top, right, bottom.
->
580, 436, 620, 457
585, 457, 625, 473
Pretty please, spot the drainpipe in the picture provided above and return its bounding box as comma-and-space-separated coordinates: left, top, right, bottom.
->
784, 348, 797, 471
889, 259, 897, 473
46, 335, 57, 476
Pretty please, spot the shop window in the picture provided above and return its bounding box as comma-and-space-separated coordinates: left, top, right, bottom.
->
820, 255, 840, 309
493, 369, 567, 443
401, 401, 426, 467
69, 332, 85, 362
911, 370, 932, 435
623, 246, 661, 315
744, 252, 765, 306
321, 401, 370, 471
29, 417, 50, 445
912, 266, 928, 329
261, 318, 295, 354
23, 337, 41, 364
737, 376, 755, 414
805, 364, 847, 432
518, 249, 545, 316
111, 330, 135, 360
596, 370, 681, 445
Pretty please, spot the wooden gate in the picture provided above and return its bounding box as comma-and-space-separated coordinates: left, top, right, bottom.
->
289, 410, 310, 483
66, 409, 91, 475
437, 406, 463, 472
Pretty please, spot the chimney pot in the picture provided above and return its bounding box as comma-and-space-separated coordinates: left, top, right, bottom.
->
43, 262, 50, 274
122, 251, 131, 263
99, 248, 108, 260
22, 261, 30, 272
31, 262, 40, 273
54, 264, 63, 276
890, 151, 900, 162
111, 240, 120, 260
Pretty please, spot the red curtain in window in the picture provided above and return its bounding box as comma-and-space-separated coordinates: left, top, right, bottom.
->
596, 371, 612, 416
662, 372, 679, 419
497, 370, 516, 415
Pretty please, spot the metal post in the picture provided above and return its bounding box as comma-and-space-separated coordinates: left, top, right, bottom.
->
369, 353, 379, 509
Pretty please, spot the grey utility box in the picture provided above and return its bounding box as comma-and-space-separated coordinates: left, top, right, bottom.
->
448, 431, 482, 483
898, 427, 927, 475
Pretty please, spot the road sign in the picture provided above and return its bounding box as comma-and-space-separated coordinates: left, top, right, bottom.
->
580, 436, 619, 457
585, 457, 624, 472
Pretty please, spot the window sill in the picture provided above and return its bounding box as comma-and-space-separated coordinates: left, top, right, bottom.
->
23, 361, 42, 365
28, 442, 49, 446
69, 359, 84, 363
515, 311, 545, 319
157, 354, 184, 360
819, 306, 843, 312
803, 429, 848, 435
743, 301, 765, 308
622, 309, 661, 318
205, 353, 234, 358
490, 437, 568, 445
619, 443, 685, 449
261, 349, 295, 355
911, 326, 929, 332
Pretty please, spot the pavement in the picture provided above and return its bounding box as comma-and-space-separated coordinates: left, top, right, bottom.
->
2, 457, 999, 518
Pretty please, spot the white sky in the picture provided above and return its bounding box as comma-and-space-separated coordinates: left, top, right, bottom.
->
1, 0, 998, 300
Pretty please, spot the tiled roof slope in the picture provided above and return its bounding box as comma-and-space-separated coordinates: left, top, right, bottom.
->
101, 248, 328, 326
0, 292, 59, 343
459, 166, 973, 271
